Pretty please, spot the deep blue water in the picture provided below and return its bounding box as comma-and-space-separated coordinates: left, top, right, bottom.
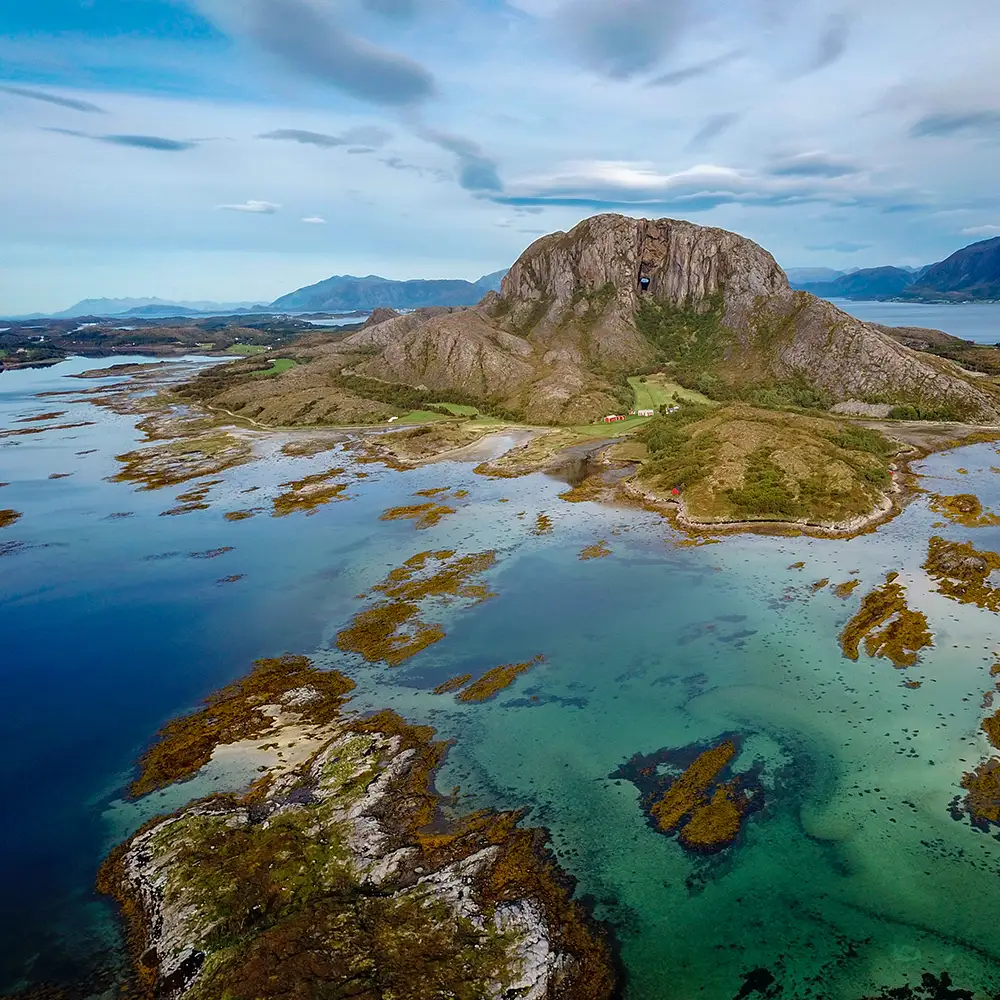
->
830, 299, 1000, 343
4, 356, 1000, 998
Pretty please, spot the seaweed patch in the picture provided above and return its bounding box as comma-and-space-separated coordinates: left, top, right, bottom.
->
379, 502, 456, 530
840, 574, 933, 669
928, 493, 1000, 528
611, 736, 763, 854
272, 468, 349, 517
924, 536, 1000, 612
335, 550, 497, 667
533, 513, 554, 535
455, 656, 546, 703
0, 509, 22, 530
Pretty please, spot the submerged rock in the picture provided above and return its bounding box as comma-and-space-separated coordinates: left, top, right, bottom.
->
611, 735, 764, 854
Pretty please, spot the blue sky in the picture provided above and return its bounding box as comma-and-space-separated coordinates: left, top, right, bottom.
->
2, 0, 1000, 313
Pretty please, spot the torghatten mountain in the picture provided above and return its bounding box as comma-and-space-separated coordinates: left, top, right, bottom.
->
185, 214, 1000, 426
269, 271, 506, 313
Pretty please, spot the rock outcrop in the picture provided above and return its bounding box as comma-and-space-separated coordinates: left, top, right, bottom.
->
100, 656, 616, 1000
335, 214, 1000, 424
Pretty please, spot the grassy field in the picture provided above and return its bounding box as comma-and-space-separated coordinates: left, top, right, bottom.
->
395, 409, 453, 425
628, 374, 714, 409
228, 344, 270, 356
435, 402, 479, 416
249, 358, 297, 377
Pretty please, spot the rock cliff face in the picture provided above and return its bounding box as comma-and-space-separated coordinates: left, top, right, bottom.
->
238, 215, 1000, 425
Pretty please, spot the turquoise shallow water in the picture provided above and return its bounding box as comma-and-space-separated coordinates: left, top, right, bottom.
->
3, 357, 1000, 998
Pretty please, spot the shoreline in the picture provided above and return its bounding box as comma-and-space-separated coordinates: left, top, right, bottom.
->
45, 354, 1000, 543
99, 656, 619, 1000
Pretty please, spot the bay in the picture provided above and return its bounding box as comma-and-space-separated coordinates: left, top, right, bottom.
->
3, 356, 1000, 997
829, 298, 1000, 343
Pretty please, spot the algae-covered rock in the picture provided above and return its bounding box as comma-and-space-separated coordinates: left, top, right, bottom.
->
101, 656, 616, 1000
611, 736, 763, 854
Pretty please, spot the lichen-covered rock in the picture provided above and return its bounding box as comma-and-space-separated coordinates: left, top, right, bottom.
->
100, 657, 615, 1000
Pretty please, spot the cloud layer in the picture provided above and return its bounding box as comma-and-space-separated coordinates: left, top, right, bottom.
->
217, 200, 281, 213
4, 0, 1000, 311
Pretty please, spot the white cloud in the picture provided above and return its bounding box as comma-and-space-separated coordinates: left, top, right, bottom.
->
301, 215, 327, 224
961, 224, 1000, 236
216, 199, 281, 213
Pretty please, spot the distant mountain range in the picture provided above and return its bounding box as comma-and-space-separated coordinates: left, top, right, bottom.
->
268, 270, 507, 313
791, 266, 927, 300
17, 234, 1000, 322
787, 237, 1000, 301
22, 273, 510, 321
43, 297, 268, 320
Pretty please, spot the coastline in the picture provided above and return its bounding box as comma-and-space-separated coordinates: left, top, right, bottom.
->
99, 656, 619, 1000
82, 356, 1000, 542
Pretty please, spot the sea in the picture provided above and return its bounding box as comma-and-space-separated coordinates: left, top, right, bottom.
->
830, 299, 1000, 344
4, 344, 1000, 998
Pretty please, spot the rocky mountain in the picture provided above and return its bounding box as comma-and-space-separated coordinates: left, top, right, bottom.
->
784, 267, 845, 286
52, 297, 263, 318
186, 215, 1000, 427
904, 236, 1000, 301
338, 214, 1000, 423
797, 266, 917, 300
269, 271, 508, 313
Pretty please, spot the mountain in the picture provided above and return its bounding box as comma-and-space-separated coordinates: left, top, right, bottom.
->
903, 236, 1000, 301
785, 267, 845, 287
269, 271, 508, 313
475, 269, 508, 293
53, 297, 264, 318
797, 266, 917, 300
183, 214, 1000, 428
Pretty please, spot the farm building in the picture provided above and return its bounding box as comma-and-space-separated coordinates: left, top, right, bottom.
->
636, 409, 655, 417
602, 414, 627, 423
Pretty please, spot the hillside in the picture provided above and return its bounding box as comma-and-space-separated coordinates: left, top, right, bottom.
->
269, 271, 507, 312
797, 266, 916, 300
878, 324, 1000, 378
179, 214, 1000, 427
904, 237, 1000, 301
635, 404, 896, 528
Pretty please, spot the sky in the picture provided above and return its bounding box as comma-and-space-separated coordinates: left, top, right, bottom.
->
2, 0, 1000, 314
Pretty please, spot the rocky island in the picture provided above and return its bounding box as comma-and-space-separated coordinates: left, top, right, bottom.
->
100, 655, 617, 1000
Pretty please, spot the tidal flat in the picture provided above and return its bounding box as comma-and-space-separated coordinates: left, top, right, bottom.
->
5, 356, 1000, 998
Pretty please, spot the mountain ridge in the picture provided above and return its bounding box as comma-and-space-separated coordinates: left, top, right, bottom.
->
268, 270, 507, 312
796, 266, 917, 300
903, 236, 1000, 301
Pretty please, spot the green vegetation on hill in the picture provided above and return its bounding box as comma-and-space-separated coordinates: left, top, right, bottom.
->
633, 295, 837, 411
634, 294, 726, 390
249, 358, 297, 377
638, 403, 895, 524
